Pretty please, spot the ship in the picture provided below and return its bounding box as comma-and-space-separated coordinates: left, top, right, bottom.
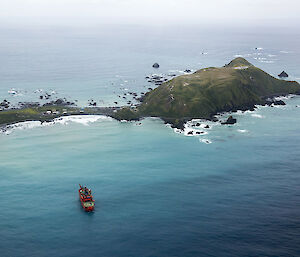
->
78, 184, 95, 212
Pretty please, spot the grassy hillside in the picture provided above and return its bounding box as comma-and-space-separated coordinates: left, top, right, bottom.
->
111, 57, 299, 127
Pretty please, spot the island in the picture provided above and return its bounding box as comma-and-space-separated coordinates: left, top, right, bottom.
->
113, 57, 300, 128
1, 57, 300, 130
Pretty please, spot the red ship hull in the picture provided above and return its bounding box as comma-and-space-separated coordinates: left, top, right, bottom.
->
78, 185, 95, 212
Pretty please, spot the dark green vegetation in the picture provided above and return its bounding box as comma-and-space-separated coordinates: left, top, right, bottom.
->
111, 107, 139, 121
114, 58, 300, 128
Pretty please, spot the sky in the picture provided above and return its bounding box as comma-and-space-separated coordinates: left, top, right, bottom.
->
0, 0, 299, 27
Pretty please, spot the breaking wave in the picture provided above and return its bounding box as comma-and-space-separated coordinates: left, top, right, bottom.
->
251, 114, 264, 118
199, 139, 212, 144
237, 129, 249, 133
0, 115, 112, 135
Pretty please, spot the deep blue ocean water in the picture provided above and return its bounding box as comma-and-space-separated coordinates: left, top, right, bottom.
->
0, 25, 300, 257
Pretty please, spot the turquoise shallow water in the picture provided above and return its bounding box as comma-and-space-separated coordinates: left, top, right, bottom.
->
1, 100, 300, 257
0, 25, 300, 256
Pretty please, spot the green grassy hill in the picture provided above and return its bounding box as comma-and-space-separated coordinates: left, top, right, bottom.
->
114, 58, 300, 127
140, 58, 299, 117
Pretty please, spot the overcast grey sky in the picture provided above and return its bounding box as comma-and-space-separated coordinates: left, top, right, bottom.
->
0, 0, 299, 26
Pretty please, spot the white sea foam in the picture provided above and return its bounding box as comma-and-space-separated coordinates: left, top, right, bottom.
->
199, 139, 212, 144
8, 88, 23, 96
274, 94, 295, 101
8, 89, 18, 95
173, 128, 183, 134
168, 119, 212, 137
251, 114, 264, 118
186, 119, 216, 129
54, 115, 110, 126
237, 129, 248, 133
255, 104, 268, 110
1, 115, 111, 135
234, 110, 254, 115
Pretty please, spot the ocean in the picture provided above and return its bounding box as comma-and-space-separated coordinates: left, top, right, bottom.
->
0, 24, 300, 257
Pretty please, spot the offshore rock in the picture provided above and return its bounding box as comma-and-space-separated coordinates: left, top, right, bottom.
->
221, 116, 237, 125
278, 71, 288, 78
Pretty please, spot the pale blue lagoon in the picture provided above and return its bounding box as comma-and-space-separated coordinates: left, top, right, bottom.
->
0, 25, 300, 257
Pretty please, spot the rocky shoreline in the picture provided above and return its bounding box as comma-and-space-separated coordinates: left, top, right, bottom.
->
0, 92, 297, 134
156, 93, 295, 130
1, 58, 299, 133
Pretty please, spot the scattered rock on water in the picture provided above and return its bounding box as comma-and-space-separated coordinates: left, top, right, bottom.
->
273, 100, 286, 106
0, 100, 10, 109
18, 102, 40, 108
278, 71, 288, 78
264, 98, 286, 106
211, 116, 219, 122
54, 99, 64, 105
221, 116, 237, 125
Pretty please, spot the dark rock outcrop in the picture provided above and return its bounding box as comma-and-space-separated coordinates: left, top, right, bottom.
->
19, 102, 40, 108
273, 100, 286, 106
54, 99, 64, 105
221, 116, 237, 125
152, 63, 159, 68
0, 100, 10, 109
278, 71, 288, 78
43, 98, 75, 107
